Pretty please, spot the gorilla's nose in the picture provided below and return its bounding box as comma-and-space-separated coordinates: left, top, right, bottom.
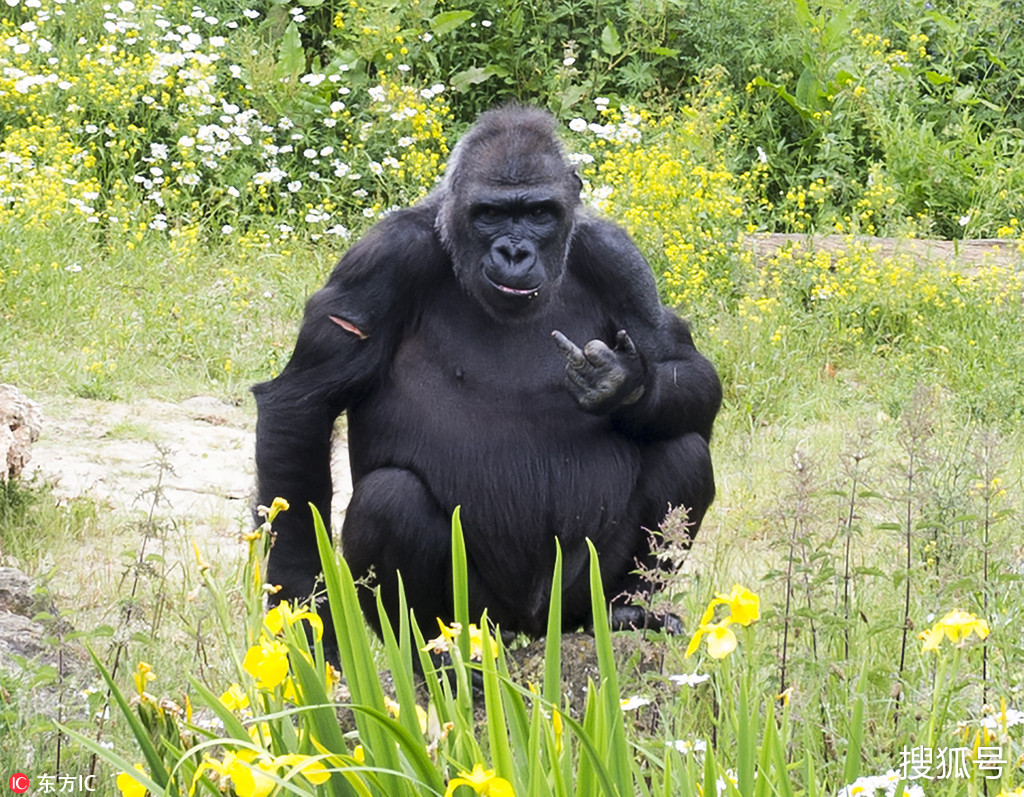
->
494, 241, 535, 268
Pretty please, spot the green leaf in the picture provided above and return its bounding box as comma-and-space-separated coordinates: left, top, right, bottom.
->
59, 725, 168, 797
480, 614, 514, 785
600, 23, 622, 57
451, 506, 474, 708
843, 663, 869, 785
312, 504, 413, 795
450, 66, 505, 92
543, 541, 563, 707
587, 540, 631, 795
86, 649, 178, 795
375, 577, 423, 743
276, 21, 305, 80
431, 10, 473, 36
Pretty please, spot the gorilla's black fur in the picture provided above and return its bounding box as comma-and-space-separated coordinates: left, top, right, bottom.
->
253, 106, 722, 653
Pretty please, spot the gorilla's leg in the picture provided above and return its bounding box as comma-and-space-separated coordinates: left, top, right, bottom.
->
342, 468, 456, 641
608, 432, 715, 633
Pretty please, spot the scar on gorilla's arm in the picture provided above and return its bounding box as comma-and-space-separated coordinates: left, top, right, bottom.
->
329, 314, 368, 340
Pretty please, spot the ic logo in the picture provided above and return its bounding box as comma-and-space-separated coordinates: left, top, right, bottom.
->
8, 773, 29, 794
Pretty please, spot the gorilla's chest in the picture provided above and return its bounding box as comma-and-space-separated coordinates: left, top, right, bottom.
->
345, 281, 638, 518
393, 284, 607, 413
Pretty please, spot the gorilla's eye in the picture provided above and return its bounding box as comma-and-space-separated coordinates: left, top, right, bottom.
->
528, 203, 558, 222
476, 205, 505, 222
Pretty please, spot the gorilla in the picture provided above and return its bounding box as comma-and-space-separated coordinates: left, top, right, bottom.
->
253, 106, 721, 653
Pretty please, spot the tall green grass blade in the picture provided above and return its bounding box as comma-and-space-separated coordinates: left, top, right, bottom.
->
702, 743, 719, 797
449, 507, 474, 715
843, 663, 868, 785
346, 705, 447, 795
59, 726, 169, 796
736, 676, 755, 796
526, 703, 556, 797
85, 647, 177, 795
375, 580, 423, 742
480, 613, 515, 782
451, 506, 471, 660
543, 540, 564, 707
311, 504, 410, 795
586, 539, 630, 795
496, 643, 531, 762
287, 651, 360, 797
570, 683, 619, 797
586, 540, 618, 694
312, 504, 380, 708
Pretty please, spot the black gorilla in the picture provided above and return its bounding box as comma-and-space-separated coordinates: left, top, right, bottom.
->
253, 106, 721, 651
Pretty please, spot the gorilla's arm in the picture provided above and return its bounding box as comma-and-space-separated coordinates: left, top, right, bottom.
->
562, 218, 722, 442
252, 206, 443, 595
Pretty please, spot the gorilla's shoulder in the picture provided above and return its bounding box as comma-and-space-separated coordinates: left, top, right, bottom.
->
568, 214, 660, 304
330, 200, 448, 283
363, 202, 443, 254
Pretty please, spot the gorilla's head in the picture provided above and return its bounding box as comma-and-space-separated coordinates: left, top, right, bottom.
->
436, 106, 583, 320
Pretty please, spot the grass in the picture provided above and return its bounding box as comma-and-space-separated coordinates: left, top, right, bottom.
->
2, 0, 1024, 792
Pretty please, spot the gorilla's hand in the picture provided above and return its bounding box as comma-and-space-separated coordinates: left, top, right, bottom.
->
552, 329, 646, 414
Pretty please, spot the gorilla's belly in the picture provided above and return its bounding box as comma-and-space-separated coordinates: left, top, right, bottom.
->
346, 344, 643, 547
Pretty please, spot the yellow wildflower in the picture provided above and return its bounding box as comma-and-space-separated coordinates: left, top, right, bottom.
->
698, 584, 760, 627
686, 619, 738, 659
264, 602, 324, 642
132, 662, 155, 697
116, 765, 147, 797
192, 539, 210, 572
422, 619, 498, 662
191, 750, 329, 797
243, 636, 290, 689
219, 683, 250, 712
443, 763, 515, 797
685, 584, 760, 659
919, 609, 990, 652
272, 754, 330, 785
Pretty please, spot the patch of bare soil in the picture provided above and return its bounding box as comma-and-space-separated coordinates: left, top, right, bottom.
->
24, 395, 351, 549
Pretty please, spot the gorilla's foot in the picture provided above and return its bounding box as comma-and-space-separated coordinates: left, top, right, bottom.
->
607, 604, 684, 635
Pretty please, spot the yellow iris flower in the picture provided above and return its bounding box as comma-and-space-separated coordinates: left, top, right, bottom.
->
264, 602, 324, 642
243, 636, 290, 690
116, 766, 147, 797
422, 619, 499, 662
191, 750, 329, 797
219, 683, 250, 711
443, 764, 515, 797
685, 584, 760, 659
132, 661, 155, 697
919, 609, 990, 652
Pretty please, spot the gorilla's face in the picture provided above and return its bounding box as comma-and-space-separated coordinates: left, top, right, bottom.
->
465, 189, 571, 317
437, 107, 582, 321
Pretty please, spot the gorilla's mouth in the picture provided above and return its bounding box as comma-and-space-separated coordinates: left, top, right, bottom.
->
488, 278, 541, 300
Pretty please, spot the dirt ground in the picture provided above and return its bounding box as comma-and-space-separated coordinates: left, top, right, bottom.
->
24, 395, 352, 553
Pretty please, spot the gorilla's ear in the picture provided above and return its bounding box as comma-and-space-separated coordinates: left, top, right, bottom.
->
569, 168, 583, 197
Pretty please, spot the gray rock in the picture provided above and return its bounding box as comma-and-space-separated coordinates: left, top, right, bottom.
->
0, 384, 43, 482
